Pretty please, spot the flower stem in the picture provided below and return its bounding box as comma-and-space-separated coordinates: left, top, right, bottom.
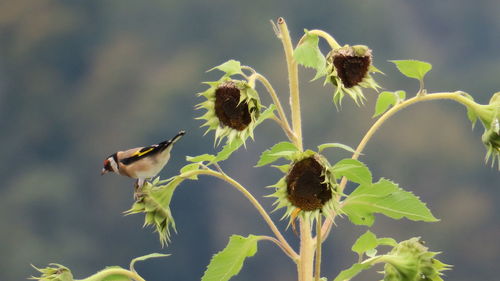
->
299, 29, 341, 50
252, 73, 296, 142
277, 17, 303, 151
179, 169, 299, 261
320, 91, 477, 237
314, 215, 322, 281
298, 218, 314, 281
78, 268, 145, 281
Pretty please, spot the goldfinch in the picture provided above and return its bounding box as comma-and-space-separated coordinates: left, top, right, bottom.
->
101, 131, 186, 191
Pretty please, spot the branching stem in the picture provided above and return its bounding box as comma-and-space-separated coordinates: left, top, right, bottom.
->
79, 268, 145, 281
179, 168, 299, 261
299, 29, 341, 50
251, 73, 296, 142
319, 91, 478, 238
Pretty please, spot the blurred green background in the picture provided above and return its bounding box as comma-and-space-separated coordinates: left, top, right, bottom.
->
1, 0, 499, 280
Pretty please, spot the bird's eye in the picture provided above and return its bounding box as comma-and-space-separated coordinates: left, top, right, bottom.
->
104, 160, 112, 171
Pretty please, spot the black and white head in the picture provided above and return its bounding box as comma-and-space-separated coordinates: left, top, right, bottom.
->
101, 153, 119, 175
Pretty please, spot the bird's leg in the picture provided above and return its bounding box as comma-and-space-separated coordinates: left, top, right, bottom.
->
134, 178, 146, 201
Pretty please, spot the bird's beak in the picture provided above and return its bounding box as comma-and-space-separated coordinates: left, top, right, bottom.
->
101, 168, 108, 175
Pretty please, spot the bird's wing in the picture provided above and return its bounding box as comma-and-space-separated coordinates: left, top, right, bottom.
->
120, 145, 161, 165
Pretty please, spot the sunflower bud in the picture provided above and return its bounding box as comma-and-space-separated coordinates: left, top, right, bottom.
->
472, 92, 500, 168
197, 78, 261, 145
125, 179, 177, 246
326, 45, 380, 105
381, 237, 451, 281
30, 264, 74, 281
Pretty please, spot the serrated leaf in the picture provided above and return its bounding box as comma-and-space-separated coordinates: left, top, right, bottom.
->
256, 142, 298, 167
130, 253, 170, 272
211, 138, 244, 163
255, 104, 277, 126
352, 230, 378, 256
317, 143, 356, 154
331, 159, 372, 185
333, 263, 372, 281
374, 91, 398, 117
201, 235, 261, 281
180, 163, 201, 179
187, 154, 216, 163
390, 60, 432, 81
293, 30, 327, 80
209, 60, 243, 76
342, 178, 438, 226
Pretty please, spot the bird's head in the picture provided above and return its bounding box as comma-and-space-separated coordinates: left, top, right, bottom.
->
101, 153, 119, 175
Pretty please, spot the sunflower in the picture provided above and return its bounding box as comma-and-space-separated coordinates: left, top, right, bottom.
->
326, 44, 381, 105
197, 77, 261, 145
269, 151, 338, 228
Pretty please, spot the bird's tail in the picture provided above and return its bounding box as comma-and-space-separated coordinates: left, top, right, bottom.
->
159, 130, 186, 149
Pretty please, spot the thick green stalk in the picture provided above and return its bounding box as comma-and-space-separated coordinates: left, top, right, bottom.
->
277, 17, 303, 151
298, 218, 314, 281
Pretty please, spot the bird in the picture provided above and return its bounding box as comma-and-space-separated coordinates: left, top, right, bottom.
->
101, 131, 186, 196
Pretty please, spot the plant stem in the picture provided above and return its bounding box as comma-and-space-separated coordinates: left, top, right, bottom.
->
299, 29, 341, 50
314, 215, 322, 281
79, 268, 145, 281
277, 17, 303, 151
179, 169, 299, 261
252, 73, 296, 142
319, 91, 477, 238
298, 218, 314, 281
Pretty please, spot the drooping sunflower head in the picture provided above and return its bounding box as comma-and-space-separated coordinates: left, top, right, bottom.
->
270, 151, 338, 226
197, 78, 261, 145
326, 44, 381, 106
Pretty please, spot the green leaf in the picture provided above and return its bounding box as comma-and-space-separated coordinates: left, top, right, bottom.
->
130, 253, 170, 272
255, 104, 277, 126
374, 91, 398, 117
212, 138, 244, 163
186, 154, 216, 163
333, 263, 372, 281
293, 30, 327, 80
390, 60, 432, 81
352, 230, 378, 256
256, 142, 298, 167
317, 143, 356, 154
201, 235, 261, 281
460, 92, 478, 128
377, 237, 398, 247
331, 159, 372, 185
180, 163, 201, 179
342, 178, 438, 226
209, 60, 243, 76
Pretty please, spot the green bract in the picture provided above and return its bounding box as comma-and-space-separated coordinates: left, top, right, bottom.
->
326, 45, 381, 106
125, 178, 179, 246
30, 264, 74, 281
381, 238, 451, 281
196, 76, 262, 146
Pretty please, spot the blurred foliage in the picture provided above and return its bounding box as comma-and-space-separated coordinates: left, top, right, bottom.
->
1, 0, 499, 281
